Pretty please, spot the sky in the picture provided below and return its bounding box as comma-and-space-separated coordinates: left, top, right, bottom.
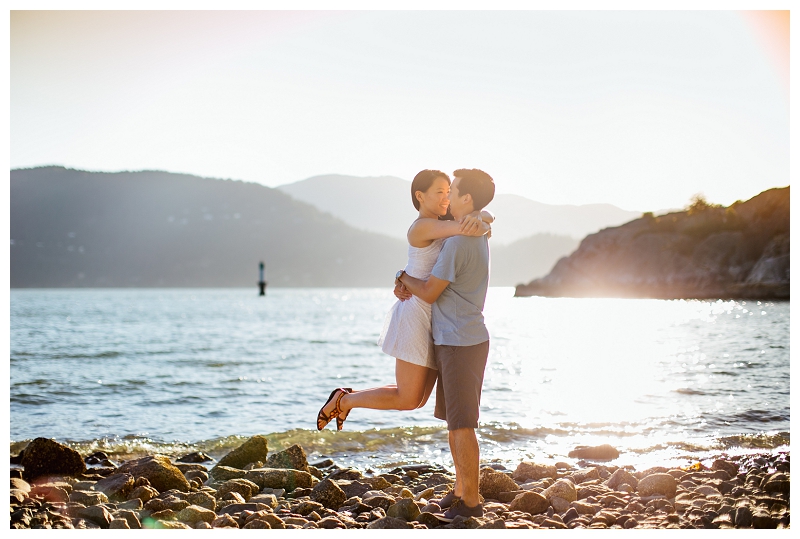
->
9, 7, 791, 211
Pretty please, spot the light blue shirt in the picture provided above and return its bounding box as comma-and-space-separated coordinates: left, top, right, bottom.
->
430, 235, 490, 346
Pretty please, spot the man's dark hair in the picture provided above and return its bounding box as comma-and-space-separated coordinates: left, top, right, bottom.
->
453, 168, 495, 211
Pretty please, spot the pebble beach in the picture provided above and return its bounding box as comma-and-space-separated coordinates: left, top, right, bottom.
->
10, 436, 790, 529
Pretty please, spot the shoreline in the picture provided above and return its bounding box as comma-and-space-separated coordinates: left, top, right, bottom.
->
10, 436, 790, 529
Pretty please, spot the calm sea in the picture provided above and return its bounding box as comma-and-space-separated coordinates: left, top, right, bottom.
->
10, 288, 789, 471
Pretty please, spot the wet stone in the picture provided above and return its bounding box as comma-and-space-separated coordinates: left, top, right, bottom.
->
479, 467, 519, 499
75, 504, 112, 528
109, 518, 130, 529
638, 473, 677, 498
513, 462, 558, 483
69, 490, 108, 506
177, 451, 213, 463
367, 515, 413, 529
211, 513, 239, 528
112, 508, 142, 529
509, 491, 549, 515
415, 511, 441, 528
309, 478, 346, 509
386, 497, 421, 521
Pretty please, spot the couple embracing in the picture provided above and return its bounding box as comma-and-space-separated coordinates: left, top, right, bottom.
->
316, 168, 496, 521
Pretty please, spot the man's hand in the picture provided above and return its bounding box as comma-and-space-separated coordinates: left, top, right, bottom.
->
394, 282, 412, 302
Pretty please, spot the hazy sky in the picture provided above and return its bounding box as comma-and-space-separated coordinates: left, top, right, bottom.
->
10, 9, 789, 211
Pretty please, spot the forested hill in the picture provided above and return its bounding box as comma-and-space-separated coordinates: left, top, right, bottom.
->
515, 187, 789, 300
10, 167, 408, 288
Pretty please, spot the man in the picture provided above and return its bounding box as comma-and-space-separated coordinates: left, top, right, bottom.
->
394, 168, 495, 520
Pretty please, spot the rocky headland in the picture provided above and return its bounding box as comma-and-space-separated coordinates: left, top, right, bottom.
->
515, 187, 789, 299
10, 437, 790, 529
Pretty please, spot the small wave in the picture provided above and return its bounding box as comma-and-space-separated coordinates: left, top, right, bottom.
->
627, 440, 714, 454
54, 351, 124, 360
716, 432, 790, 450
9, 425, 791, 469
729, 409, 789, 424
11, 395, 53, 406
673, 388, 705, 395
12, 379, 52, 388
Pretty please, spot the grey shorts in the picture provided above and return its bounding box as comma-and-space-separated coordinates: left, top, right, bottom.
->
433, 340, 489, 431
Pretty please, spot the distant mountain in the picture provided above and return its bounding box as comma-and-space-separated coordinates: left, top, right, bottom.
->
10, 167, 586, 288
10, 167, 407, 288
277, 174, 642, 244
515, 187, 790, 300
491, 234, 580, 287
278, 174, 419, 240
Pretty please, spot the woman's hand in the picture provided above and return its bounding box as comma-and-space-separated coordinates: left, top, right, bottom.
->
459, 214, 491, 237
394, 282, 412, 302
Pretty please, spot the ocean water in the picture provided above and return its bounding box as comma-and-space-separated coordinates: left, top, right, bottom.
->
10, 288, 789, 471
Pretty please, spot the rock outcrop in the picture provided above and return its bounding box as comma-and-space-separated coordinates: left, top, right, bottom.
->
515, 187, 789, 300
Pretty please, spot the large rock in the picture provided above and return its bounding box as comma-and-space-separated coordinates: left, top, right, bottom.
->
244, 468, 314, 491
177, 505, 217, 524
94, 473, 134, 501
185, 490, 216, 511
176, 451, 213, 463
115, 456, 190, 493
310, 478, 347, 510
607, 468, 639, 490
637, 473, 677, 498
11, 489, 26, 505
762, 473, 790, 495
367, 516, 413, 529
512, 462, 557, 483
20, 438, 86, 481
208, 465, 247, 482
509, 491, 549, 515
327, 467, 363, 481
336, 479, 372, 499
214, 436, 269, 470
144, 495, 190, 513
29, 483, 70, 502
550, 496, 571, 513
543, 478, 577, 503
76, 505, 113, 528
10, 478, 31, 493
479, 468, 519, 499
265, 444, 309, 473
112, 509, 142, 529
216, 478, 260, 501
711, 459, 739, 478
216, 502, 270, 516
128, 485, 158, 503
567, 445, 619, 460
248, 493, 278, 509
386, 498, 421, 521
70, 490, 109, 506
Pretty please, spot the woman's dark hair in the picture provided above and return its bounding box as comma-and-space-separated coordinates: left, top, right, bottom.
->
410, 169, 450, 211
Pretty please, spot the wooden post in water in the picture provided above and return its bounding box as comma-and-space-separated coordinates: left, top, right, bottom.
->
258, 262, 267, 296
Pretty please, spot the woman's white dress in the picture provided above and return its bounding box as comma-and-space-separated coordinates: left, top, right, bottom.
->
377, 238, 443, 370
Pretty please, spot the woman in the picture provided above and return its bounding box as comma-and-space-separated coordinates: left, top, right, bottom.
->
317, 169, 494, 431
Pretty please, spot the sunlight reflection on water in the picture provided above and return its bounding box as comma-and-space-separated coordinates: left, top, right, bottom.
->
10, 288, 788, 469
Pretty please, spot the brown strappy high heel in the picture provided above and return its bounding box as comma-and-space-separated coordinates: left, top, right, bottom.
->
316, 387, 352, 430
335, 388, 353, 431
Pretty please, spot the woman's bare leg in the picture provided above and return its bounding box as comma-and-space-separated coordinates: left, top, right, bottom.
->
415, 369, 438, 409
332, 359, 437, 415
